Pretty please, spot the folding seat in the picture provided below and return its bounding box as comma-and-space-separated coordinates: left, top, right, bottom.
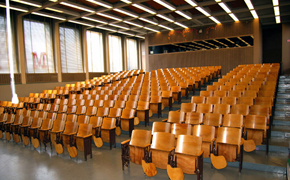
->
30, 110, 39, 118
228, 90, 243, 97
94, 100, 104, 107
118, 95, 128, 101
207, 85, 219, 92
243, 90, 257, 98
121, 130, 152, 170
84, 99, 94, 107
83, 94, 91, 100
206, 97, 220, 104
114, 100, 126, 109
68, 99, 76, 106
161, 91, 173, 110
29, 117, 43, 148
196, 104, 213, 114
38, 111, 48, 119
171, 86, 182, 103
125, 100, 138, 110
162, 111, 185, 124
150, 96, 162, 118
247, 85, 260, 92
139, 95, 150, 102
249, 105, 271, 124
192, 125, 215, 158
151, 90, 162, 96
136, 101, 150, 126
213, 127, 243, 172
179, 82, 189, 99
56, 113, 66, 121
86, 106, 97, 117
199, 91, 212, 97
66, 114, 78, 122
101, 117, 116, 150
221, 97, 236, 105
56, 122, 78, 155
120, 109, 136, 137
244, 115, 268, 153
108, 95, 118, 101
213, 91, 227, 98
222, 114, 244, 136
170, 123, 192, 144
99, 94, 108, 100
191, 96, 205, 104
3, 114, 15, 141
89, 116, 103, 147
231, 104, 249, 116
96, 107, 109, 118
77, 115, 90, 124
237, 97, 254, 106
38, 118, 54, 149
57, 105, 68, 114
19, 116, 33, 146
185, 112, 203, 126
233, 85, 247, 92
167, 135, 203, 180
220, 85, 232, 91
128, 95, 139, 102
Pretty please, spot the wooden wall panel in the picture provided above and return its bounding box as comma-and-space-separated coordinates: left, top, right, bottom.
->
26, 73, 58, 83
62, 73, 86, 82
148, 47, 254, 75
89, 72, 108, 79
148, 20, 254, 46
0, 74, 21, 84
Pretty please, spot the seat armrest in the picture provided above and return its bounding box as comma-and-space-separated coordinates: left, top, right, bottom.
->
162, 119, 168, 122
76, 134, 92, 138
121, 139, 130, 145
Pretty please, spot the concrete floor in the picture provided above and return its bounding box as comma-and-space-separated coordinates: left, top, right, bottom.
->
0, 140, 286, 180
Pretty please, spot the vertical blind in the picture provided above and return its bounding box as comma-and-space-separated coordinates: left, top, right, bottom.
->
24, 18, 54, 73
59, 25, 83, 73
0, 14, 17, 73
87, 30, 104, 72
109, 35, 123, 72
126, 38, 138, 70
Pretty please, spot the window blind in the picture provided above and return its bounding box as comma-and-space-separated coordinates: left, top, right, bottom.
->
126, 38, 138, 70
87, 30, 104, 72
109, 35, 123, 72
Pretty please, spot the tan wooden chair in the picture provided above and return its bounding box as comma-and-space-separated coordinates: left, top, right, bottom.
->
94, 100, 104, 107
138, 95, 150, 102
203, 113, 222, 137
125, 100, 138, 110
29, 117, 43, 148
75, 123, 93, 160
206, 97, 220, 104
56, 113, 66, 121
220, 85, 232, 91
66, 114, 78, 122
243, 90, 257, 98
214, 127, 243, 172
231, 104, 250, 116
38, 118, 53, 150
77, 115, 90, 124
168, 135, 203, 180
103, 100, 115, 108
120, 109, 135, 137
3, 114, 15, 141
180, 82, 189, 99
149, 132, 175, 169
245, 115, 268, 154
170, 123, 192, 143
200, 91, 212, 97
185, 112, 203, 125
161, 91, 173, 110
221, 97, 236, 106
67, 105, 77, 114
10, 115, 24, 143
108, 94, 119, 101
223, 114, 244, 137
213, 91, 227, 98
19, 116, 33, 146
152, 122, 171, 134
86, 106, 97, 116
228, 90, 243, 97
121, 129, 152, 170
237, 97, 254, 106
60, 122, 79, 155
76, 99, 85, 106
96, 107, 109, 118
128, 95, 139, 102
207, 85, 219, 92
249, 105, 270, 124
213, 104, 230, 115
101, 117, 116, 149
136, 101, 150, 126
196, 104, 213, 114
191, 96, 205, 104
150, 96, 162, 118
49, 104, 59, 113
162, 111, 185, 124
192, 125, 215, 158
171, 86, 182, 103
114, 100, 126, 109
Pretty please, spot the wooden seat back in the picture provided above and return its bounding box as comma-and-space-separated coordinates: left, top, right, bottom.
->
213, 104, 231, 115
175, 135, 202, 156
206, 97, 220, 104
223, 114, 243, 128
76, 124, 92, 137
76, 99, 85, 106
63, 122, 78, 134
221, 97, 236, 105
94, 100, 104, 107
200, 91, 212, 97
170, 123, 192, 138
152, 122, 171, 134
180, 103, 196, 113
130, 129, 151, 147
231, 104, 249, 116
97, 107, 109, 117
150, 96, 162, 103
238, 97, 254, 106
103, 100, 115, 108
243, 90, 257, 98
13, 115, 24, 125
151, 132, 175, 151
250, 105, 270, 118
196, 104, 213, 114
125, 100, 138, 109
213, 91, 227, 98
30, 118, 43, 129
114, 100, 126, 109
162, 91, 172, 98
245, 115, 267, 132
21, 117, 33, 126
121, 109, 135, 119
185, 112, 203, 125
40, 119, 53, 130
207, 85, 219, 91
77, 115, 90, 124
86, 106, 97, 116
216, 127, 242, 145
191, 96, 205, 104
167, 111, 184, 124
108, 108, 122, 118
89, 116, 103, 128
84, 99, 94, 107
192, 125, 215, 143
67, 114, 78, 122
118, 95, 129, 101
101, 117, 116, 129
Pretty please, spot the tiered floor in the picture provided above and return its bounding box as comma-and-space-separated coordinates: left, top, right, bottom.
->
0, 76, 288, 180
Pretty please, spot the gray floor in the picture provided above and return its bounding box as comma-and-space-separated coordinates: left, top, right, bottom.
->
0, 140, 286, 180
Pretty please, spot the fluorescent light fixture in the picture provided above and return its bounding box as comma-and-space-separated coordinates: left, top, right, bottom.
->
60, 2, 95, 13
124, 20, 143, 28
274, 6, 280, 16
272, 0, 279, 6
229, 13, 239, 21
97, 13, 123, 21
195, 7, 210, 17
158, 24, 173, 30
118, 31, 135, 36
96, 26, 116, 32
45, 8, 63, 13
82, 16, 107, 24
215, 0, 221, 2
244, 0, 254, 10
69, 20, 95, 27
185, 0, 197, 7
275, 16, 280, 23
139, 17, 158, 25
132, 4, 156, 14
175, 10, 192, 19
156, 14, 174, 22
153, 0, 176, 11
144, 26, 160, 32
120, 0, 132, 4
11, 0, 41, 7
209, 16, 221, 24
32, 12, 66, 20
174, 22, 188, 28
114, 8, 138, 18
86, 0, 112, 9
49, 0, 58, 2
109, 23, 130, 30
0, 4, 28, 12
136, 35, 145, 39
218, 2, 231, 13
250, 10, 258, 18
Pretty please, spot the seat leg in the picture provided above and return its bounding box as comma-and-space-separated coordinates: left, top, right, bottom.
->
157, 103, 162, 118
169, 97, 172, 111
145, 110, 149, 127
129, 118, 134, 137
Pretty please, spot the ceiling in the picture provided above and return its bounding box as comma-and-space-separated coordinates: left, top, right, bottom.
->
1, 0, 290, 38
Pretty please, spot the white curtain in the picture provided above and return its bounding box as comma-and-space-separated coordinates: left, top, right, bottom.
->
87, 30, 104, 72
109, 35, 123, 72
126, 38, 138, 70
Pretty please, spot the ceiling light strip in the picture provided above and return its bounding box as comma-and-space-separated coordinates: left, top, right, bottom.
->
158, 24, 173, 30
114, 8, 138, 18
11, 0, 41, 7
272, 0, 280, 24
156, 14, 174, 22
96, 13, 123, 21
144, 26, 160, 32
174, 22, 188, 28
32, 12, 66, 20
86, 0, 112, 9
153, 0, 176, 11
69, 20, 95, 27
244, 0, 258, 19
132, 4, 156, 15
60, 2, 95, 13
139, 17, 158, 25
175, 10, 192, 20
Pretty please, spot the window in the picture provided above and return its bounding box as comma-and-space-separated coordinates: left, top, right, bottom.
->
24, 18, 54, 73
109, 35, 122, 72
87, 30, 104, 72
126, 38, 138, 70
0, 14, 17, 73
59, 25, 83, 73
